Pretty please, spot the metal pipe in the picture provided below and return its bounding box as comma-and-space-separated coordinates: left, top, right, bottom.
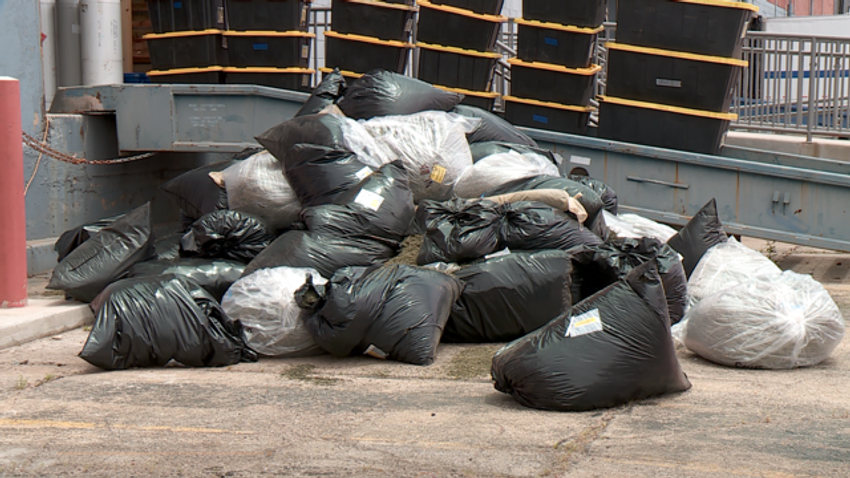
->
40, 0, 58, 110
56, 0, 82, 87
0, 78, 28, 308
80, 0, 123, 85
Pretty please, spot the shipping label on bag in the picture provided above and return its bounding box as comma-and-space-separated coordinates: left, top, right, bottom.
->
430, 165, 448, 184
354, 189, 385, 212
566, 309, 604, 337
355, 166, 373, 181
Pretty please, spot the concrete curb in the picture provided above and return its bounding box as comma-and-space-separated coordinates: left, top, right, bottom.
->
0, 299, 93, 350
27, 238, 58, 276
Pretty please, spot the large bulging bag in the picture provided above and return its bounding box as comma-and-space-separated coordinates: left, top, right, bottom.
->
127, 258, 245, 301
80, 275, 257, 370
222, 267, 327, 357
300, 265, 462, 365
180, 210, 275, 264
491, 261, 692, 411
675, 271, 845, 369
337, 70, 463, 119
222, 150, 301, 231
47, 203, 155, 303
445, 250, 573, 343
416, 198, 504, 265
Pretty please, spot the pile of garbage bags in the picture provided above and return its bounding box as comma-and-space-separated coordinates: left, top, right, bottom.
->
50, 70, 843, 412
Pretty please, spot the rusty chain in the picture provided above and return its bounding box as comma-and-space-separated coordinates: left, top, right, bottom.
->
22, 131, 157, 165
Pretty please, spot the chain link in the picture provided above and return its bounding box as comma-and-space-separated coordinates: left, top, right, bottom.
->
22, 131, 157, 165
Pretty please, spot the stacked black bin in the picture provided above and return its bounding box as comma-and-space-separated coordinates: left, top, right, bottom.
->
323, 0, 417, 78
416, 0, 507, 111
145, 0, 315, 90
503, 2, 606, 134
597, 0, 757, 154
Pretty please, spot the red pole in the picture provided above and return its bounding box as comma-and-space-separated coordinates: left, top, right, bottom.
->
0, 77, 28, 308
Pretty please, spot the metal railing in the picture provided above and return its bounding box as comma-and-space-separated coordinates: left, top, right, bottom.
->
308, 9, 850, 140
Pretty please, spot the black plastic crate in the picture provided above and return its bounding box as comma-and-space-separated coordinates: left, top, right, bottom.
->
417, 42, 500, 92
429, 0, 504, 15
508, 58, 600, 107
147, 66, 225, 84
223, 31, 313, 68
503, 96, 592, 135
515, 18, 601, 68
147, 0, 224, 33
522, 0, 606, 29
144, 30, 226, 70
434, 84, 499, 111
617, 0, 756, 58
224, 67, 313, 91
417, 0, 506, 52
331, 0, 417, 42
324, 31, 413, 75
225, 0, 309, 32
605, 42, 745, 113
597, 95, 736, 155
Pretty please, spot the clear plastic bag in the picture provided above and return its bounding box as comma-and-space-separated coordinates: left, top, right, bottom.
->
222, 151, 301, 231
674, 270, 845, 369
600, 211, 678, 242
221, 267, 328, 357
686, 237, 781, 309
361, 111, 478, 202
452, 151, 559, 199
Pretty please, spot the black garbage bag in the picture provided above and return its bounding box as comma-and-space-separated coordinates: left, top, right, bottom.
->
180, 210, 275, 264
485, 175, 605, 224
445, 250, 573, 343
491, 261, 692, 411
451, 105, 537, 147
416, 198, 504, 265
301, 160, 415, 243
242, 230, 396, 278
337, 69, 463, 120
47, 203, 155, 303
299, 265, 462, 365
256, 112, 378, 207
161, 160, 234, 223
296, 68, 347, 117
469, 141, 561, 165
54, 214, 123, 262
127, 258, 245, 301
568, 175, 618, 214
570, 238, 688, 325
501, 201, 603, 252
153, 232, 183, 261
666, 198, 728, 277
80, 275, 257, 370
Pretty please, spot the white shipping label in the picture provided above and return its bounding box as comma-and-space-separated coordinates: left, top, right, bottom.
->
355, 166, 373, 181
354, 189, 385, 212
570, 155, 591, 166
566, 309, 604, 338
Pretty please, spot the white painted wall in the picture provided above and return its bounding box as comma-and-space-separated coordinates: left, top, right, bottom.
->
766, 14, 850, 36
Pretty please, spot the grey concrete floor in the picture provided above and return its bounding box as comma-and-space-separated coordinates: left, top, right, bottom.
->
1, 241, 849, 477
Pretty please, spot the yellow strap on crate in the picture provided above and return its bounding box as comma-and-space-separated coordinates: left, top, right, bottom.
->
223, 67, 315, 74
508, 58, 602, 75
223, 31, 316, 38
675, 0, 759, 12
417, 42, 501, 58
514, 18, 604, 34
432, 84, 499, 99
599, 96, 738, 120
143, 29, 222, 40
319, 67, 364, 78
418, 0, 508, 22
504, 95, 595, 113
605, 42, 748, 66
341, 0, 419, 12
147, 66, 225, 76
324, 30, 414, 48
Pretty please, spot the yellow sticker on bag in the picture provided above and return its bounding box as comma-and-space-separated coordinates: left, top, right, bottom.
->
430, 165, 447, 184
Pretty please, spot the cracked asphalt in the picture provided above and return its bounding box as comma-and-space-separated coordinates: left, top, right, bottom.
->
1, 241, 849, 477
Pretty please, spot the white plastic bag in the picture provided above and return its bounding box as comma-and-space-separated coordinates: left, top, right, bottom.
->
222, 151, 301, 230
361, 111, 478, 202
221, 267, 328, 357
601, 211, 678, 242
674, 270, 845, 369
452, 151, 559, 199
686, 237, 781, 309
